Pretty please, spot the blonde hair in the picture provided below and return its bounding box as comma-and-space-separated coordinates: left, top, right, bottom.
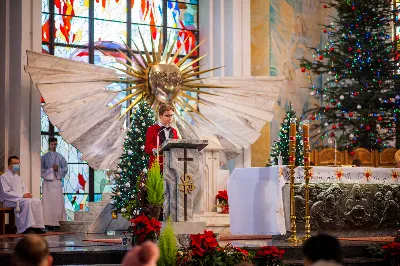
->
158, 103, 174, 117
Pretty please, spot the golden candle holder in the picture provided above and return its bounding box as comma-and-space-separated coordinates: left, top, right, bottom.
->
302, 120, 311, 241
286, 117, 298, 242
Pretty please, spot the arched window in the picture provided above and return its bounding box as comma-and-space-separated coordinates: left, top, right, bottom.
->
41, 0, 199, 220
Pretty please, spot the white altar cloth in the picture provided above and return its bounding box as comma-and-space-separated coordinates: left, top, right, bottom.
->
228, 167, 286, 235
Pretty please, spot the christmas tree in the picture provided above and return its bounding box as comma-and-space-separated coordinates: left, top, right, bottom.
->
300, 0, 398, 150
270, 103, 304, 166
111, 100, 155, 215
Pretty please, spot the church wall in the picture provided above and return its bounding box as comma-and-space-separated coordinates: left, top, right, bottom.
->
0, 0, 42, 197
250, 0, 333, 166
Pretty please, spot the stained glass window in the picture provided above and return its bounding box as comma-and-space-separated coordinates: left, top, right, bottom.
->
41, 0, 199, 220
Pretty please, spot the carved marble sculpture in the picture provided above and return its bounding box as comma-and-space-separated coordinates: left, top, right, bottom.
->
25, 32, 283, 170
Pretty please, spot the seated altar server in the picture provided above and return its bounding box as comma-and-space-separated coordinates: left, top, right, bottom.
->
145, 103, 179, 170
0, 156, 45, 234
41, 137, 67, 230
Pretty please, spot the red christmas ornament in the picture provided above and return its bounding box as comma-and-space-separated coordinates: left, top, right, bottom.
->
323, 4, 327, 8
348, 47, 353, 52
349, 112, 354, 117
319, 55, 324, 60
351, 6, 355, 11
339, 123, 343, 128
350, 151, 355, 155
301, 67, 306, 72
378, 116, 382, 121
378, 139, 382, 143
330, 132, 335, 137
354, 92, 358, 96
326, 105, 331, 110
311, 115, 316, 120
365, 125, 371, 131
323, 29, 327, 33
332, 125, 337, 129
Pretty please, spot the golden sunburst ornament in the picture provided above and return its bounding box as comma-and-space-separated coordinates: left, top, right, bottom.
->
105, 30, 227, 125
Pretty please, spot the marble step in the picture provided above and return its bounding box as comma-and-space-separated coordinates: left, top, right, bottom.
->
74, 211, 100, 221
59, 220, 92, 233
285, 257, 384, 266
193, 212, 230, 226
88, 201, 110, 214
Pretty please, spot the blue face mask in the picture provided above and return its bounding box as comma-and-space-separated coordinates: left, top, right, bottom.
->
12, 164, 20, 172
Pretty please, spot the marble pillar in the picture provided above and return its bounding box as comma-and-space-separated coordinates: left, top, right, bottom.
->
0, 0, 42, 196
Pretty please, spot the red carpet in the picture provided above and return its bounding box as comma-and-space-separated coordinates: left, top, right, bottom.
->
0, 232, 73, 239
338, 236, 394, 242
219, 235, 272, 241
83, 238, 122, 244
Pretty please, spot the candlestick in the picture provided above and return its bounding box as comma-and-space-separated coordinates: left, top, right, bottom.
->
287, 117, 297, 242
302, 119, 311, 241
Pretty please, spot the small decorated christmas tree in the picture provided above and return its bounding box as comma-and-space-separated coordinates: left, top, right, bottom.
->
111, 100, 155, 217
269, 103, 304, 166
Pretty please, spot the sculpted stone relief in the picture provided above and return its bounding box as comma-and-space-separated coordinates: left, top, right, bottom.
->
294, 183, 400, 230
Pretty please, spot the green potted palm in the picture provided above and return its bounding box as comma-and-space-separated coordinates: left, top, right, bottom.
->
144, 160, 164, 219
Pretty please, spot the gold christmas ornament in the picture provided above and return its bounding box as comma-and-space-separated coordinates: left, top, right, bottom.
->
111, 211, 118, 219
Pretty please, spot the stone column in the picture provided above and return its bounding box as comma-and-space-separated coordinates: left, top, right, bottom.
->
202, 136, 223, 212
0, 0, 42, 196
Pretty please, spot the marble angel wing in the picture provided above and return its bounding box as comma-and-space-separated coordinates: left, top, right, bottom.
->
173, 77, 284, 165
25, 51, 125, 170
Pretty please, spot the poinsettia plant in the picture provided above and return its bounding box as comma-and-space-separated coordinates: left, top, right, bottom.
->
176, 230, 251, 266
382, 242, 400, 265
130, 213, 161, 245
216, 190, 229, 214
253, 246, 285, 266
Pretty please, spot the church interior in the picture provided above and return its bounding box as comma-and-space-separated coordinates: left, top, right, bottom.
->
1, 0, 400, 265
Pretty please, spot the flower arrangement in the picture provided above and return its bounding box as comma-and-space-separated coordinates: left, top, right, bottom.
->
216, 190, 229, 214
253, 246, 285, 266
130, 213, 161, 245
173, 230, 285, 265
176, 230, 250, 265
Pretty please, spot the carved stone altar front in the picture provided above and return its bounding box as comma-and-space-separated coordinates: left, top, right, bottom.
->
285, 182, 400, 236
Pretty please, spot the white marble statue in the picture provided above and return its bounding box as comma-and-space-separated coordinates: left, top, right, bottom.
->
41, 137, 67, 227
0, 156, 45, 234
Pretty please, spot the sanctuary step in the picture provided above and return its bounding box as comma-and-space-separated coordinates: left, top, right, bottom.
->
60, 195, 112, 233
193, 212, 230, 236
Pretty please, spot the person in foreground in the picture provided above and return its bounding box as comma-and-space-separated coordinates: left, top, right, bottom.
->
144, 103, 179, 170
122, 241, 159, 266
14, 235, 53, 266
0, 156, 45, 234
303, 234, 342, 266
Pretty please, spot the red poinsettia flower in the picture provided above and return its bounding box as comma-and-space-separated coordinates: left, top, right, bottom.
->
216, 190, 228, 202
234, 247, 249, 256
255, 246, 285, 259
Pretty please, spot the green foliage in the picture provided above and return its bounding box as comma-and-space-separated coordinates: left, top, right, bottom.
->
146, 160, 164, 207
158, 218, 177, 266
299, 0, 397, 150
269, 102, 304, 166
112, 100, 155, 214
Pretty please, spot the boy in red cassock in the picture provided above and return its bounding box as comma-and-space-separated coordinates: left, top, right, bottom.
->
144, 103, 178, 171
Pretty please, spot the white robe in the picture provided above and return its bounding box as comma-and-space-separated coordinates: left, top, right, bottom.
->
41, 151, 67, 226
0, 170, 45, 233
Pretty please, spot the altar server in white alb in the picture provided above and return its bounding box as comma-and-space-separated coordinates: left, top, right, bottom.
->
0, 156, 45, 234
41, 137, 67, 229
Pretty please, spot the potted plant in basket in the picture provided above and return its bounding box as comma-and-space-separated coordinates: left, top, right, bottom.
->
216, 190, 229, 214
144, 160, 164, 219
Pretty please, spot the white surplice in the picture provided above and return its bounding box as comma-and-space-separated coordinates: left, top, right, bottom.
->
0, 170, 45, 233
41, 151, 67, 226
